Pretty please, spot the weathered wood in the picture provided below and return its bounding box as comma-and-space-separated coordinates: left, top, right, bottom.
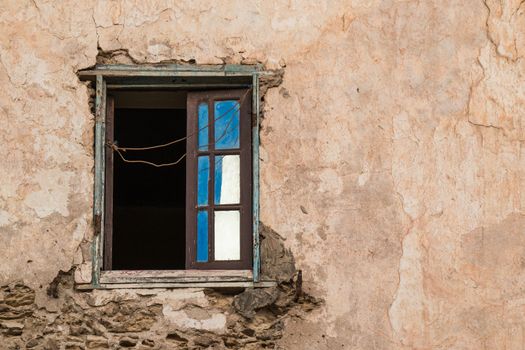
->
77, 65, 268, 85
103, 96, 114, 270
80, 76, 254, 88
252, 74, 261, 282
79, 70, 276, 85
100, 270, 253, 284
92, 75, 107, 286
79, 70, 254, 78
106, 84, 251, 90
97, 63, 261, 71
103, 269, 252, 278
76, 280, 276, 290
78, 66, 261, 81
86, 63, 260, 72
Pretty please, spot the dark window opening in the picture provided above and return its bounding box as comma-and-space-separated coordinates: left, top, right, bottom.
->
110, 92, 187, 270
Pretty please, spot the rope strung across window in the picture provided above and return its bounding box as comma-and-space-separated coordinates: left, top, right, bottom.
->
107, 89, 250, 168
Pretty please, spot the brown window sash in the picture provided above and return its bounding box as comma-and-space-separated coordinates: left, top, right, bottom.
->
103, 95, 115, 270
186, 89, 252, 270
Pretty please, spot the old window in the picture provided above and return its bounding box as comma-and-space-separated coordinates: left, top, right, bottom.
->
79, 65, 265, 288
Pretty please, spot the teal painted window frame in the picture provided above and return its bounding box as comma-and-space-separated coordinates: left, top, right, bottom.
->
80, 65, 262, 288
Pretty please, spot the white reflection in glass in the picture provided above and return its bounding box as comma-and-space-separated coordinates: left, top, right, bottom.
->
214, 155, 240, 205
214, 210, 240, 261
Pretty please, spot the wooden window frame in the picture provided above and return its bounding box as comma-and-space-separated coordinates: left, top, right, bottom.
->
186, 90, 252, 270
103, 95, 115, 271
77, 65, 270, 289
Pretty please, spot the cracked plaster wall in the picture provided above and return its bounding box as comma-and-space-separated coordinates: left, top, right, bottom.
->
1, 0, 525, 349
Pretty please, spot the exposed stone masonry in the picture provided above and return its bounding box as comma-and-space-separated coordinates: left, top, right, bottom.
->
0, 277, 319, 349
0, 226, 321, 350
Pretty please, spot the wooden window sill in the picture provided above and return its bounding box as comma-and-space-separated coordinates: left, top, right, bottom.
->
75, 270, 276, 290
75, 281, 276, 290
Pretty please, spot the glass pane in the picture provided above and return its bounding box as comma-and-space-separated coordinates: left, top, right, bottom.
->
214, 210, 240, 261
198, 103, 208, 151
214, 155, 240, 205
214, 100, 240, 149
197, 210, 208, 262
197, 156, 209, 206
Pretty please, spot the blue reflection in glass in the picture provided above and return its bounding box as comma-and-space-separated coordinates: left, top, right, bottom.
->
197, 210, 208, 262
214, 100, 240, 149
198, 103, 208, 151
197, 156, 209, 206
215, 156, 223, 204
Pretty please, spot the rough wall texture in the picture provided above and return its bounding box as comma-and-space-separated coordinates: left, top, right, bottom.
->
1, 0, 524, 349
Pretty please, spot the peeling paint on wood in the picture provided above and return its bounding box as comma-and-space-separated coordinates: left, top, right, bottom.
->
92, 75, 106, 287
100, 270, 253, 284
252, 73, 261, 282
75, 281, 277, 290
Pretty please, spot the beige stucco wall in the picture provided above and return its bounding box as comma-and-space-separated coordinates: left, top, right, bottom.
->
1, 0, 525, 349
